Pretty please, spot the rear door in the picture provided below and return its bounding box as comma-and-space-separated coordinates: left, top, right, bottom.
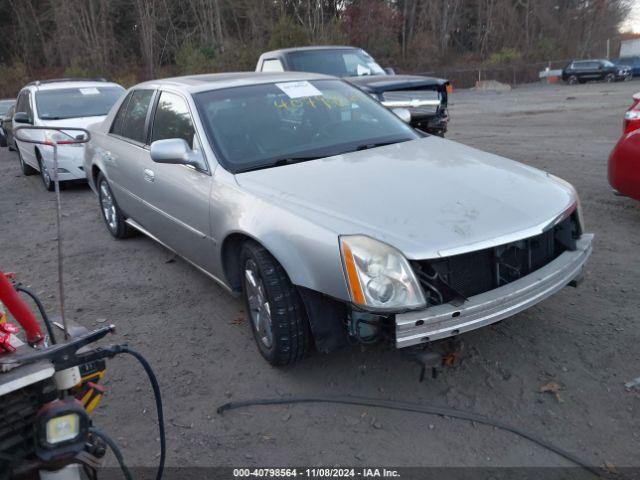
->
142, 90, 215, 270
103, 89, 156, 224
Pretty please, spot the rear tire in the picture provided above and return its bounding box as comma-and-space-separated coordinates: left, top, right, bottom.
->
18, 147, 37, 175
97, 172, 133, 239
240, 241, 310, 366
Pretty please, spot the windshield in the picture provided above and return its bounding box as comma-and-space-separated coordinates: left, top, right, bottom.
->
602, 60, 615, 67
195, 79, 418, 173
286, 49, 385, 77
35, 86, 124, 120
0, 100, 14, 116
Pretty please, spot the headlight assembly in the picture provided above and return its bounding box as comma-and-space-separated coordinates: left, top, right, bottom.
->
340, 235, 426, 311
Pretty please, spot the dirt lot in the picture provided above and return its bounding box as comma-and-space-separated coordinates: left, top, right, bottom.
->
1, 80, 639, 472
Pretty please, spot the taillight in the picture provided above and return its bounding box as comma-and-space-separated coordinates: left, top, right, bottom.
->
624, 95, 640, 134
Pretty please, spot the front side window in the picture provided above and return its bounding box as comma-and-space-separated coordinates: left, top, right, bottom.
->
120, 90, 154, 144
286, 49, 385, 77
15, 92, 26, 113
15, 92, 32, 120
195, 79, 417, 173
151, 91, 196, 148
35, 86, 124, 120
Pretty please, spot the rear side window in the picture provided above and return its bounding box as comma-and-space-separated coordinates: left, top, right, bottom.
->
150, 91, 196, 148
120, 89, 154, 144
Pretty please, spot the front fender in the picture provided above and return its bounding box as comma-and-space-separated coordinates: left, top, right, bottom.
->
212, 171, 350, 302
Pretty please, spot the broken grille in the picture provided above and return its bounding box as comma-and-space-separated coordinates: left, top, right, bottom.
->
411, 215, 578, 306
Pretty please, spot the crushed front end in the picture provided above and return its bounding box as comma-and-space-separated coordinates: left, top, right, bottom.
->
333, 213, 593, 349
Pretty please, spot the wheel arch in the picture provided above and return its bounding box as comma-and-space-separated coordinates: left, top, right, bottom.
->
91, 164, 102, 187
220, 231, 351, 354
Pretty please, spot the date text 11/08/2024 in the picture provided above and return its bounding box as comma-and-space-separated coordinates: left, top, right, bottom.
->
233, 468, 401, 478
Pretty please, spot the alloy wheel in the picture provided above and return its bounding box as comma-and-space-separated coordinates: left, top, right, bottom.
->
244, 259, 274, 349
40, 161, 52, 189
99, 180, 118, 232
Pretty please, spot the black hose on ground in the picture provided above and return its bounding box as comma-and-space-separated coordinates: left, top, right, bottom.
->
217, 395, 603, 478
120, 346, 166, 480
89, 427, 133, 480
14, 285, 57, 344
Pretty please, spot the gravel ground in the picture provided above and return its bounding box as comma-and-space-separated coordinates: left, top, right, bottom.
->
1, 80, 639, 473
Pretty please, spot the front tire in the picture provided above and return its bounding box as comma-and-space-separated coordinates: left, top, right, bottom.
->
38, 155, 55, 192
18, 147, 37, 175
240, 241, 310, 366
97, 172, 133, 239
567, 75, 578, 85
605, 73, 615, 83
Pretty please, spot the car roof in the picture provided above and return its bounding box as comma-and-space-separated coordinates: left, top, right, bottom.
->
23, 80, 123, 92
260, 46, 360, 59
132, 71, 336, 94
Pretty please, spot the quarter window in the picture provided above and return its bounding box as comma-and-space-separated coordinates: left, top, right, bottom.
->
110, 92, 132, 136
150, 91, 196, 149
120, 89, 154, 144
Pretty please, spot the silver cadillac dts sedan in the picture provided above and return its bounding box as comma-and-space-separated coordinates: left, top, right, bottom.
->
84, 72, 593, 365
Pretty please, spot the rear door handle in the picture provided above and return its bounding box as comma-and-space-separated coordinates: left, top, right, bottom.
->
144, 168, 155, 183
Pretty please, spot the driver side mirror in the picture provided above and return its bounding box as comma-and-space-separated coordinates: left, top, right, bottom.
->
14, 112, 32, 124
150, 138, 204, 169
384, 67, 396, 75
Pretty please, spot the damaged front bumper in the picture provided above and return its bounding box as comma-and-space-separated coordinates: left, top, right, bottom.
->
395, 234, 594, 349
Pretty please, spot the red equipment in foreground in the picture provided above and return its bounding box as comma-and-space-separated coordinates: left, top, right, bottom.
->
608, 92, 640, 201
0, 270, 43, 345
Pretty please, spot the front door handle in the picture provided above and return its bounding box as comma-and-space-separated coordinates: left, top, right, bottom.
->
144, 168, 155, 183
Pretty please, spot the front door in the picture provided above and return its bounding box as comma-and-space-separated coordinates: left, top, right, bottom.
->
139, 90, 215, 271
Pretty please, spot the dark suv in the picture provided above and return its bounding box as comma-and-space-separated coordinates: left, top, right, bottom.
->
562, 59, 631, 85
256, 46, 450, 136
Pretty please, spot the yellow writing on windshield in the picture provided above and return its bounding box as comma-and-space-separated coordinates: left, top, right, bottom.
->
274, 94, 359, 111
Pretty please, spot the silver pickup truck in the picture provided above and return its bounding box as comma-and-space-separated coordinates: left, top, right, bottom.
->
84, 71, 592, 365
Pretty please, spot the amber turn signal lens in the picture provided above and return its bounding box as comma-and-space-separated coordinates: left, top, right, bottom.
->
340, 240, 365, 305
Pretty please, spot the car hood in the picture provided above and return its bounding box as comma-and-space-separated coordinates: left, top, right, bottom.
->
40, 116, 107, 129
346, 74, 448, 93
235, 137, 577, 260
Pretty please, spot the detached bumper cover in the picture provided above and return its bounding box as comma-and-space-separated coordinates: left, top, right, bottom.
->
395, 234, 593, 348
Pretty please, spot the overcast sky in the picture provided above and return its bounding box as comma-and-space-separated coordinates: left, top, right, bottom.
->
622, 0, 640, 32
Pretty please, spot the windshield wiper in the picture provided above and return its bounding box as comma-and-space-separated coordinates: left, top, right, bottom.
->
354, 139, 409, 151
237, 155, 322, 173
